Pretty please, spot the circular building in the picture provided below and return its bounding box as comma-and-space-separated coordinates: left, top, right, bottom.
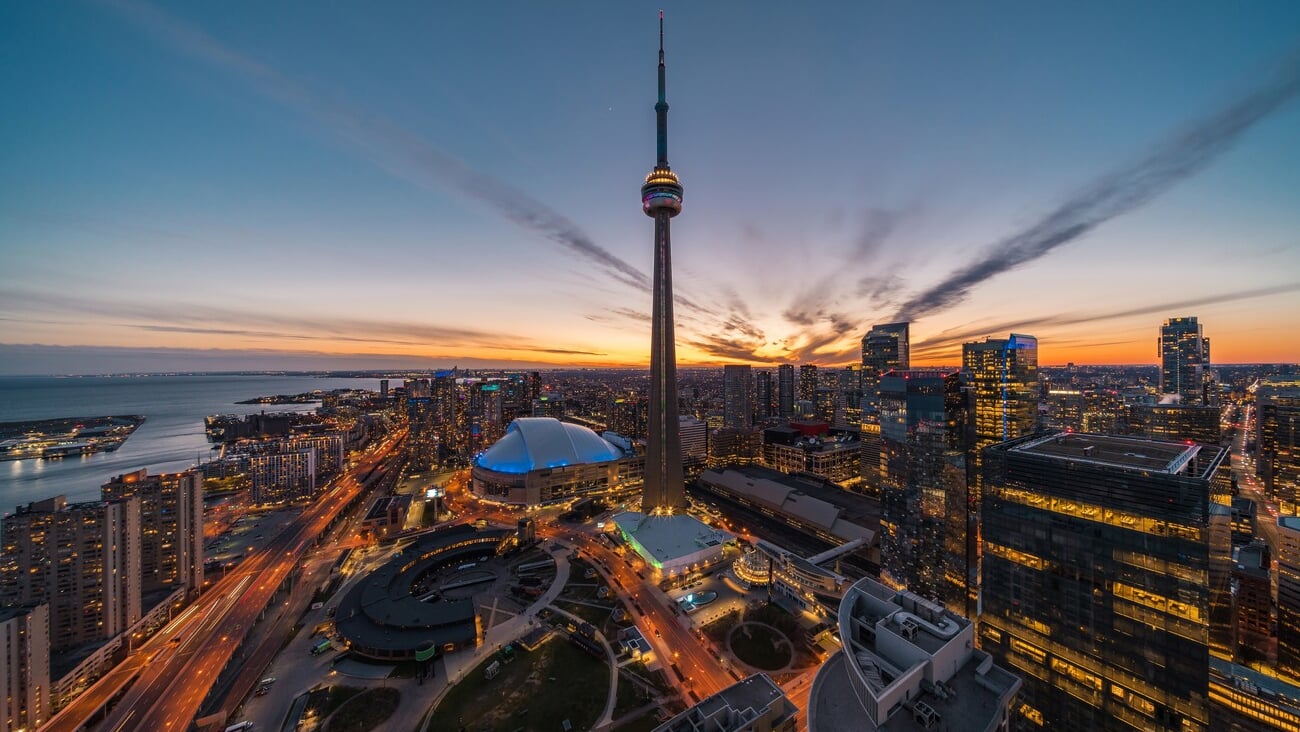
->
334, 524, 511, 660
471, 417, 639, 507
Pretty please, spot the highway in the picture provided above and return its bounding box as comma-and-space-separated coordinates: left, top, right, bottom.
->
46, 428, 406, 732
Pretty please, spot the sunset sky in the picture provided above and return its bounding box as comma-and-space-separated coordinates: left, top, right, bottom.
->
2, 2, 1299, 374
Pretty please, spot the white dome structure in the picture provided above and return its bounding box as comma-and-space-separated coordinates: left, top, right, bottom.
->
475, 418, 622, 474
471, 418, 640, 506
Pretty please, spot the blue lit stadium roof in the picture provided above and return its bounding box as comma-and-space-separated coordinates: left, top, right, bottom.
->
475, 417, 624, 474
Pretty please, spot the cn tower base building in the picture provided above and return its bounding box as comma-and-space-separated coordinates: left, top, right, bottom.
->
611, 13, 731, 584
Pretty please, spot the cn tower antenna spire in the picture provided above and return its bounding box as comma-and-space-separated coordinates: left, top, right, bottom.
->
659, 10, 665, 66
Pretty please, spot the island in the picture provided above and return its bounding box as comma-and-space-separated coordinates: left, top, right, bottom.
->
0, 415, 146, 461
235, 391, 325, 405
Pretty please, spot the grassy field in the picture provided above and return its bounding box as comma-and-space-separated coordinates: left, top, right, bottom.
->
554, 599, 615, 628
326, 687, 400, 732
427, 638, 610, 732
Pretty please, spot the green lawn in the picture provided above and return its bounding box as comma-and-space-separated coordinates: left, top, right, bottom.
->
702, 610, 740, 645
613, 669, 655, 718
326, 687, 400, 732
427, 638, 611, 732
554, 599, 615, 629
729, 623, 792, 671
319, 686, 363, 718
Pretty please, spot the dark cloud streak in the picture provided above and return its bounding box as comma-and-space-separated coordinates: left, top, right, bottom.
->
892, 50, 1300, 322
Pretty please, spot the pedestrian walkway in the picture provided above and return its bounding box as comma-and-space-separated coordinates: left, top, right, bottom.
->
546, 603, 619, 729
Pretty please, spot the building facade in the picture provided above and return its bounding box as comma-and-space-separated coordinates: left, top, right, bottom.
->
877, 370, 970, 614
0, 496, 142, 653
778, 364, 795, 419
724, 365, 755, 430
1279, 517, 1300, 686
1159, 316, 1212, 405
0, 605, 49, 732
980, 432, 1229, 731
1258, 386, 1299, 515
471, 418, 637, 507
101, 468, 204, 593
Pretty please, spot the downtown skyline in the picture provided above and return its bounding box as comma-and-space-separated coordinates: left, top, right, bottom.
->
3, 2, 1300, 374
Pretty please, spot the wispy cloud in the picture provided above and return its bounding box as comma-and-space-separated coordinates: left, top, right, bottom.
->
0, 288, 613, 358
908, 281, 1300, 356
891, 50, 1300, 322
105, 0, 650, 292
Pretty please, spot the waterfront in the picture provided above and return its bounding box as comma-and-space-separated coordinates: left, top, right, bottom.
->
0, 375, 383, 507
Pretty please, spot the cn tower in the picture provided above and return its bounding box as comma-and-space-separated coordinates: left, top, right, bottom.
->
641, 11, 688, 514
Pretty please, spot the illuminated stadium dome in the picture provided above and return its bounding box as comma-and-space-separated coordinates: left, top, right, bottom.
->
471, 418, 641, 506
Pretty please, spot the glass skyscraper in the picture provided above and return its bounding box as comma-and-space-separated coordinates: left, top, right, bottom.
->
1159, 316, 1212, 405
877, 369, 970, 613
859, 322, 910, 498
723, 364, 755, 430
980, 432, 1230, 731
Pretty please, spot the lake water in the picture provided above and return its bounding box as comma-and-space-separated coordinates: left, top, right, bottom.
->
0, 375, 383, 507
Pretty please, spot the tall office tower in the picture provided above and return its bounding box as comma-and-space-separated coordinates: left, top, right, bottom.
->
1127, 403, 1222, 446
0, 605, 49, 732
877, 370, 971, 614
723, 365, 755, 430
608, 395, 645, 439
379, 378, 389, 398
778, 364, 795, 419
1231, 541, 1273, 664
639, 11, 688, 513
529, 371, 542, 401
405, 377, 437, 470
860, 322, 910, 384
798, 364, 819, 403
963, 333, 1038, 612
1159, 316, 1211, 405
0, 496, 141, 653
431, 369, 463, 464
981, 433, 1229, 731
101, 469, 204, 593
1257, 384, 1300, 515
755, 370, 773, 420
1280, 517, 1300, 685
859, 323, 910, 497
835, 365, 864, 429
813, 388, 837, 424
963, 333, 1039, 451
679, 415, 708, 476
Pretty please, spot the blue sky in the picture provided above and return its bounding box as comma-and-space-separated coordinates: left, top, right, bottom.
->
2, 1, 1298, 373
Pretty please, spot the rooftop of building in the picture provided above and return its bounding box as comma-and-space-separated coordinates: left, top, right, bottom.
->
1010, 432, 1209, 475
697, 465, 878, 543
474, 417, 624, 475
334, 524, 509, 653
1280, 516, 1300, 532
611, 512, 731, 569
809, 577, 1020, 732
364, 494, 411, 522
653, 673, 796, 732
